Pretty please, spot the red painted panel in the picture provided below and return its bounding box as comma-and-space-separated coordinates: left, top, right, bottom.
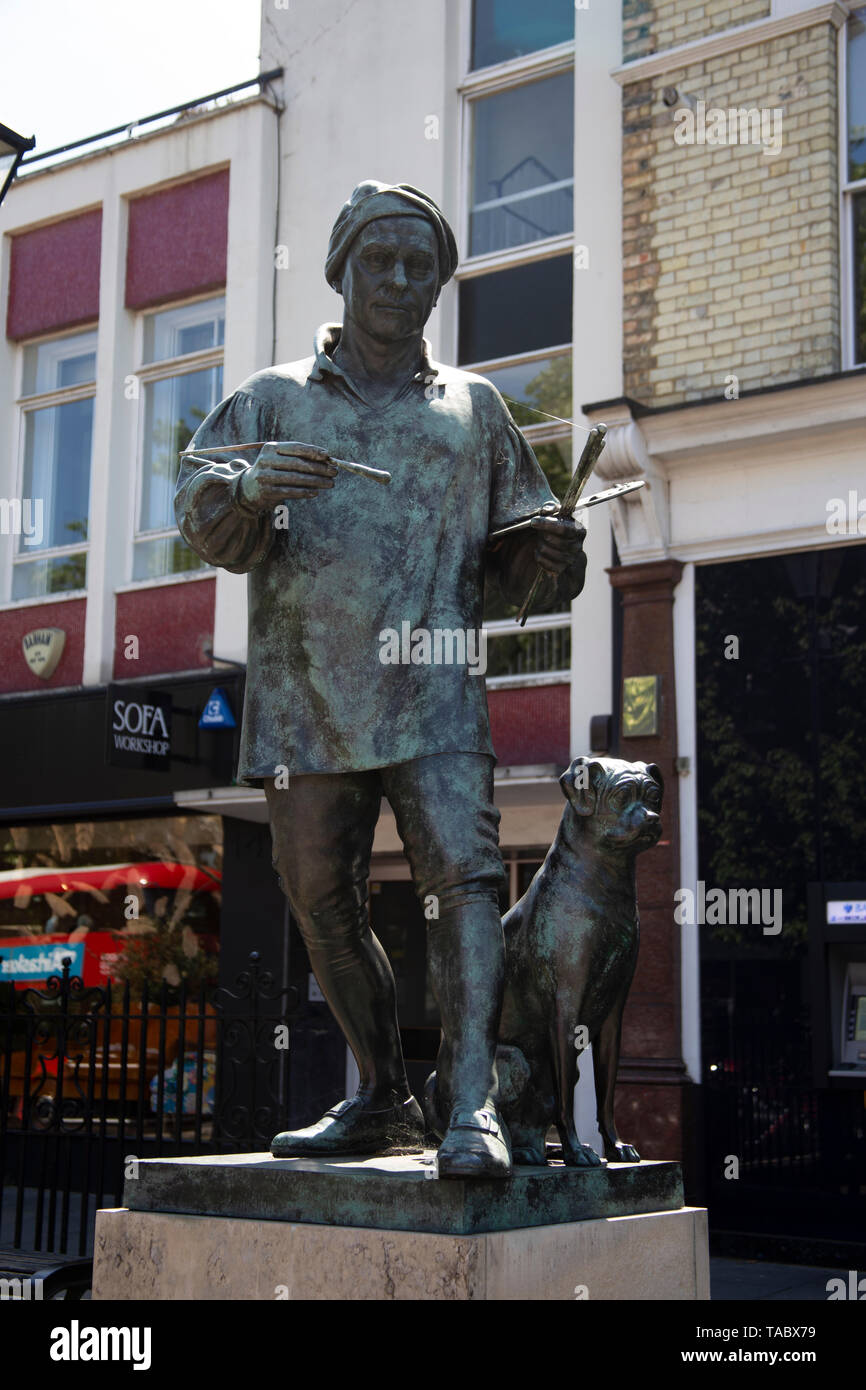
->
114, 579, 216, 677
6, 210, 101, 341
125, 170, 229, 310
488, 682, 570, 769
0, 599, 85, 692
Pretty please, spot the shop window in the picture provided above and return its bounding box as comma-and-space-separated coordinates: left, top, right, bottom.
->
133, 296, 224, 582
468, 71, 574, 257
0, 814, 222, 997
12, 329, 96, 600
471, 0, 574, 71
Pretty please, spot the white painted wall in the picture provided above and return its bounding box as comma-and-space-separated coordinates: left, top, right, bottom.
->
260, 0, 453, 367
569, 0, 623, 756
0, 98, 278, 678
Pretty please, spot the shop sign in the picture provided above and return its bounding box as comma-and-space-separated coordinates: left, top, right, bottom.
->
22, 628, 66, 679
106, 686, 173, 770
198, 686, 236, 729
0, 933, 120, 989
827, 900, 866, 924
0, 940, 85, 985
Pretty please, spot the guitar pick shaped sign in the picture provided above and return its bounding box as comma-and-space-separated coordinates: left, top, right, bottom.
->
22, 628, 66, 680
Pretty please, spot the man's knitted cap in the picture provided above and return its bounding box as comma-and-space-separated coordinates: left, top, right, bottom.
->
325, 180, 459, 292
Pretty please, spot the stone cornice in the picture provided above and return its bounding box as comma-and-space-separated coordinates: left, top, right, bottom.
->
636, 371, 866, 471
612, 2, 850, 85
582, 372, 865, 566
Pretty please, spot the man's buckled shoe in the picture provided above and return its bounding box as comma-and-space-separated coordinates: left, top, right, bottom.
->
436, 1105, 513, 1180
270, 1093, 424, 1158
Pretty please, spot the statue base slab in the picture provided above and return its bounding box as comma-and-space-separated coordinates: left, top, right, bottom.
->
92, 1151, 709, 1300
116, 1148, 685, 1234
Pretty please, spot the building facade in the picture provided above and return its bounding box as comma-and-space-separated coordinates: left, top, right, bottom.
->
1, 0, 864, 1245
597, 0, 866, 1242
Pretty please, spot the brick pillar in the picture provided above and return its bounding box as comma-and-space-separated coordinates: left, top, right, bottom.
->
608, 559, 692, 1162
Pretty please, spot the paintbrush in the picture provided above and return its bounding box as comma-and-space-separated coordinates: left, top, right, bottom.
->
515, 423, 608, 626
180, 441, 391, 486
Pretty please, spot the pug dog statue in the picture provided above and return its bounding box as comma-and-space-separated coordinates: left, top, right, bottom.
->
425, 755, 663, 1168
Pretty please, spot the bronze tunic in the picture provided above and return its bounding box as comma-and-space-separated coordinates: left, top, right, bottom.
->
175, 324, 557, 782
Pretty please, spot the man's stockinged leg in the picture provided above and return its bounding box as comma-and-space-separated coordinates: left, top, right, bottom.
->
426, 885, 503, 1115
384, 753, 513, 1178
264, 774, 424, 1157
424, 884, 513, 1177
303, 891, 411, 1109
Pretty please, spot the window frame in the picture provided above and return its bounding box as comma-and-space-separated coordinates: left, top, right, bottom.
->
457, 43, 576, 275
8, 324, 98, 604
840, 6, 866, 369
128, 291, 226, 587
457, 9, 576, 687
456, 5, 576, 369
482, 416, 574, 689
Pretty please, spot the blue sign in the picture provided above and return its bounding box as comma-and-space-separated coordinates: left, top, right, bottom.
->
0, 942, 85, 983
199, 687, 236, 730
827, 900, 866, 924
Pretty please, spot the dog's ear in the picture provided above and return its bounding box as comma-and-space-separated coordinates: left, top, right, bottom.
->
644, 762, 664, 796
560, 756, 604, 816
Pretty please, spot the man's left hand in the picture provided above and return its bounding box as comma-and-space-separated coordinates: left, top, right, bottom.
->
530, 515, 587, 580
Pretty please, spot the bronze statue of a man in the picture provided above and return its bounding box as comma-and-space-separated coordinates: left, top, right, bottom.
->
175, 181, 586, 1178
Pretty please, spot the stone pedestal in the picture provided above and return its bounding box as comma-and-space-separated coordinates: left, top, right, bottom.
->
92, 1151, 709, 1301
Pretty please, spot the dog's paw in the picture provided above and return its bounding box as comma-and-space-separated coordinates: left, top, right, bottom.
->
513, 1145, 547, 1166
562, 1140, 603, 1168
605, 1140, 640, 1163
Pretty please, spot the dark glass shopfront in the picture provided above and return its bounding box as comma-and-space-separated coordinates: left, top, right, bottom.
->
696, 542, 866, 1253
0, 671, 347, 1136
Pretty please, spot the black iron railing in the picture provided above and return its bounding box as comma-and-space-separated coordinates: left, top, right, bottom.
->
703, 1033, 866, 1239
0, 953, 298, 1257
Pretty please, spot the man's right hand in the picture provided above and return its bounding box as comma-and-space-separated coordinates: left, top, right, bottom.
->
237, 443, 338, 511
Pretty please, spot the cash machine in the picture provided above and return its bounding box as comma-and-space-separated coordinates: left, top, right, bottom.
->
808, 881, 866, 1086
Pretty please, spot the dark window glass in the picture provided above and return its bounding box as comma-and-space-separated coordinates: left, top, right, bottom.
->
696, 545, 866, 1235
458, 254, 572, 364
472, 0, 574, 70
696, 544, 866, 954
517, 860, 545, 896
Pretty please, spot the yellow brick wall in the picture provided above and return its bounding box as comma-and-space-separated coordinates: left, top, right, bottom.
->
623, 0, 770, 62
622, 24, 840, 405
655, 0, 770, 52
